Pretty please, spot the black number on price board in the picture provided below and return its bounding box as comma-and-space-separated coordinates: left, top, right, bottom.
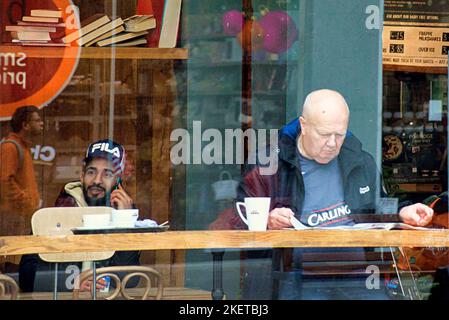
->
389, 44, 404, 54
443, 33, 449, 42
390, 31, 405, 40
442, 46, 449, 56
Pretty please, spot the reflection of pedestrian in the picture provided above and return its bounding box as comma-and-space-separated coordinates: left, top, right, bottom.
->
0, 106, 43, 270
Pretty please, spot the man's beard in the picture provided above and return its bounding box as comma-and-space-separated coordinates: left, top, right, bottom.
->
83, 184, 111, 207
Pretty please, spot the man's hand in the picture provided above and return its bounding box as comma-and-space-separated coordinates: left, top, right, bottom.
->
268, 207, 295, 230
110, 184, 133, 209
399, 203, 434, 227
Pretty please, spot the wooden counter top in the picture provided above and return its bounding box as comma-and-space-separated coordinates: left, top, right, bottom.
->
1, 229, 449, 256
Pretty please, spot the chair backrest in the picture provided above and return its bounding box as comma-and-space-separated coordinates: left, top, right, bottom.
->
31, 207, 115, 262
0, 274, 19, 300
72, 266, 164, 300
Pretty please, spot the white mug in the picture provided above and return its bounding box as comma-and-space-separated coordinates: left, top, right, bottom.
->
82, 214, 111, 228
111, 209, 139, 228
236, 197, 271, 231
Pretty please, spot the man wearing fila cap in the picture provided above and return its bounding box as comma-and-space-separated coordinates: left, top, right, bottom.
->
19, 139, 139, 293
54, 139, 133, 209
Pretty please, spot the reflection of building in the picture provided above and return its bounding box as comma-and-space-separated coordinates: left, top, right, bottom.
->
382, 1, 448, 200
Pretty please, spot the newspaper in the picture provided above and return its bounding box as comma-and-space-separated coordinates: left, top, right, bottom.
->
290, 215, 430, 231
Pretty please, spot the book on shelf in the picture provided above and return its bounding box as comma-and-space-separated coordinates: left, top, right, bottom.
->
84, 25, 125, 47
123, 15, 156, 33
13, 40, 70, 47
10, 30, 51, 41
96, 30, 148, 47
290, 216, 432, 231
142, 0, 164, 47
75, 17, 123, 46
30, 9, 62, 18
107, 37, 147, 47
158, 0, 182, 48
136, 0, 154, 16
11, 39, 48, 43
61, 13, 110, 44
22, 16, 60, 24
5, 25, 57, 33
18, 21, 66, 28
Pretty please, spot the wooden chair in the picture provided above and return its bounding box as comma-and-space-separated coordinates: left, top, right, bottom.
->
31, 207, 115, 300
72, 266, 164, 300
0, 274, 19, 300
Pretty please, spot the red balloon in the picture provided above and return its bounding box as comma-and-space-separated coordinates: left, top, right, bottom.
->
236, 20, 265, 52
259, 11, 298, 53
222, 10, 244, 36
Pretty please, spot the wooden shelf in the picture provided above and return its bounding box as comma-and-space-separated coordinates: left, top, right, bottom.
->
383, 64, 447, 74
393, 183, 442, 193
0, 45, 188, 60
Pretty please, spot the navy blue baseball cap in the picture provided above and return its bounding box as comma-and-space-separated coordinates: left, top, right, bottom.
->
84, 139, 126, 174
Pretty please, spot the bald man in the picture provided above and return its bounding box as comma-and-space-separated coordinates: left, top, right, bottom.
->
229, 89, 433, 231
211, 89, 434, 299
214, 89, 435, 300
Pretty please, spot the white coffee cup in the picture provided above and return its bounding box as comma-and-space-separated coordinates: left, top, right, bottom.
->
82, 214, 111, 228
236, 197, 271, 231
111, 209, 139, 228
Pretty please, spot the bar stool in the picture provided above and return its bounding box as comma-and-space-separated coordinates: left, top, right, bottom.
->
31, 207, 115, 300
0, 273, 19, 300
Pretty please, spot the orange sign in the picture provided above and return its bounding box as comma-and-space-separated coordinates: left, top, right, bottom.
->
0, 0, 80, 119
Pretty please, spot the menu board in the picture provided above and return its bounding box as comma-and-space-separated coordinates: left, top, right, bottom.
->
383, 0, 449, 67
383, 26, 449, 66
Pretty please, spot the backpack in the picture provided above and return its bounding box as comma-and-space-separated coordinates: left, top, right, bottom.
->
0, 139, 24, 170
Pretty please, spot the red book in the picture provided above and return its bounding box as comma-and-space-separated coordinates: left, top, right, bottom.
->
138, 0, 164, 47
136, 0, 154, 16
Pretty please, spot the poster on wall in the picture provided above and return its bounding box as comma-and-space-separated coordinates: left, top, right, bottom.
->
0, 0, 80, 119
383, 0, 449, 67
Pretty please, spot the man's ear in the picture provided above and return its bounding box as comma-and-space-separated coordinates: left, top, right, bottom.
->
22, 121, 30, 132
299, 116, 306, 134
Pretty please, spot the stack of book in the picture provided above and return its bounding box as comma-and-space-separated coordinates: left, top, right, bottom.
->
4, 1, 183, 48
61, 14, 156, 47
5, 9, 67, 46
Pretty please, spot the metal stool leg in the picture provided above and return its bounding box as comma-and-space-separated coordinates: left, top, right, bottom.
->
211, 250, 225, 300
92, 261, 97, 300
53, 262, 58, 300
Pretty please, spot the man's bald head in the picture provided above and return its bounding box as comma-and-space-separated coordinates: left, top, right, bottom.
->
302, 89, 350, 123
298, 89, 350, 164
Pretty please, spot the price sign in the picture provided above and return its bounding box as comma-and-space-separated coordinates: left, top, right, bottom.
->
383, 26, 449, 67
383, 0, 449, 67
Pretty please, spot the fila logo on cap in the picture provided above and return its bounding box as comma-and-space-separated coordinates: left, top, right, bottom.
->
90, 142, 121, 158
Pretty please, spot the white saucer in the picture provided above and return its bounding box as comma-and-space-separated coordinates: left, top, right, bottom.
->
74, 225, 116, 230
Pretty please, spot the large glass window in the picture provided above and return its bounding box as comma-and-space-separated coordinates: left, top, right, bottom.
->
0, 0, 448, 302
